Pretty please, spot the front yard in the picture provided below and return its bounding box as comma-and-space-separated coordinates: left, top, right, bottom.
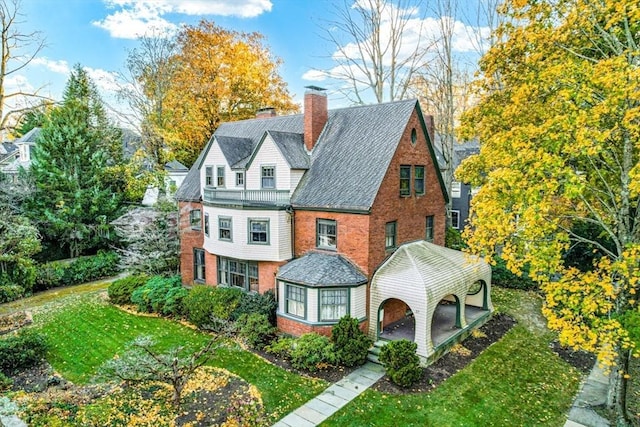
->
1, 286, 586, 426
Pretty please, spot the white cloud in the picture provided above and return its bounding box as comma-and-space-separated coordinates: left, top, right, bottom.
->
84, 67, 121, 93
95, 0, 273, 39
301, 69, 328, 82
31, 57, 71, 74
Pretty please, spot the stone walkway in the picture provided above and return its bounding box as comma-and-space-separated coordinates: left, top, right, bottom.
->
273, 362, 385, 427
564, 364, 610, 427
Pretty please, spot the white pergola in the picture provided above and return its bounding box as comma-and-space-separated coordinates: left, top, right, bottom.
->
369, 241, 493, 358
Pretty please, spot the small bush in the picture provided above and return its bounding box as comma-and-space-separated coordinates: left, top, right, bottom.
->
290, 333, 335, 372
130, 275, 187, 316
183, 285, 216, 328
238, 313, 277, 350
491, 256, 537, 290
107, 274, 149, 305
378, 339, 422, 387
445, 226, 467, 250
0, 285, 26, 304
265, 336, 295, 359
232, 290, 277, 325
34, 251, 121, 291
331, 315, 372, 367
0, 371, 12, 391
0, 329, 48, 375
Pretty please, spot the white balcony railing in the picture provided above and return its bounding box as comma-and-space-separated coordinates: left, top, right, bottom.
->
203, 187, 291, 207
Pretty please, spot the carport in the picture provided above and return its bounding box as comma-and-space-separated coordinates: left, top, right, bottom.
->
368, 241, 493, 360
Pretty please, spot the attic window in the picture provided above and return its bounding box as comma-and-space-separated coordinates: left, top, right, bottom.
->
411, 128, 417, 145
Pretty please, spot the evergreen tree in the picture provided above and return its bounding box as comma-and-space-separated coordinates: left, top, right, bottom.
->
28, 64, 122, 257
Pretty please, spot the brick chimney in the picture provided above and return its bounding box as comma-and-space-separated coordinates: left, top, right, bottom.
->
304, 86, 328, 151
256, 107, 276, 118
423, 114, 435, 144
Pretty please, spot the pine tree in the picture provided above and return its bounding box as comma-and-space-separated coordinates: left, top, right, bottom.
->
28, 64, 122, 257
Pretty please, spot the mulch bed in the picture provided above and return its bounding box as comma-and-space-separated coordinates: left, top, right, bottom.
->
550, 340, 596, 374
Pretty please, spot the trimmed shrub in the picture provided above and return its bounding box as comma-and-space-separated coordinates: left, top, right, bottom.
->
130, 275, 188, 316
107, 274, 149, 305
34, 250, 121, 291
232, 290, 277, 325
378, 339, 423, 387
265, 336, 295, 359
0, 329, 48, 374
290, 333, 335, 372
0, 285, 26, 304
331, 315, 372, 367
238, 313, 277, 350
491, 256, 537, 290
183, 285, 242, 329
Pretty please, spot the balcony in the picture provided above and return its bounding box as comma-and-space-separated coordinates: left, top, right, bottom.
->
203, 187, 291, 207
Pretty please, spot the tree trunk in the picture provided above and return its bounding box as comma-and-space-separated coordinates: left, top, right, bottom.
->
608, 348, 631, 427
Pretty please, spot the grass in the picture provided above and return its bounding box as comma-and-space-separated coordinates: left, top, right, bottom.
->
30, 295, 325, 422
322, 287, 583, 427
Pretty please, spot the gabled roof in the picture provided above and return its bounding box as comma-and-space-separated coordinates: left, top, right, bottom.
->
175, 150, 205, 202
277, 251, 368, 287
165, 160, 188, 172
216, 136, 253, 168
244, 130, 309, 170
291, 99, 446, 211
14, 127, 41, 144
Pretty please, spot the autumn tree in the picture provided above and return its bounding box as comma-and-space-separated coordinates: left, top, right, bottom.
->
162, 20, 297, 165
319, 0, 430, 104
28, 65, 122, 258
458, 0, 640, 423
0, 0, 49, 133
118, 33, 178, 170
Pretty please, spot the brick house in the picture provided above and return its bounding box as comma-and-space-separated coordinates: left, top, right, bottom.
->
176, 87, 491, 359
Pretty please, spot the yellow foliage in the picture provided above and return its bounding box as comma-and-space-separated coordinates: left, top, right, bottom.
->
459, 0, 640, 372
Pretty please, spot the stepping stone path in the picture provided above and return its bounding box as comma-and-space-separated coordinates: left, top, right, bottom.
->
273, 362, 385, 427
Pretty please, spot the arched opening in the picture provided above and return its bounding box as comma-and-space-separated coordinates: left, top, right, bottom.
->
377, 298, 415, 342
431, 295, 461, 347
464, 280, 490, 324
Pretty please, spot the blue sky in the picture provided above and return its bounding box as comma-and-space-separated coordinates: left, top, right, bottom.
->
11, 0, 488, 122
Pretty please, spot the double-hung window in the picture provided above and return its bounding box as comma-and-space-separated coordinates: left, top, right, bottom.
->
217, 256, 258, 291
217, 166, 225, 187
261, 166, 275, 189
219, 216, 232, 241
205, 166, 213, 186
385, 221, 397, 250
190, 209, 201, 230
236, 172, 244, 187
286, 284, 305, 318
248, 219, 269, 244
317, 219, 337, 250
400, 165, 411, 196
414, 166, 425, 195
320, 289, 348, 321
451, 210, 460, 229
451, 181, 462, 198
425, 215, 434, 242
194, 248, 205, 282
204, 213, 210, 237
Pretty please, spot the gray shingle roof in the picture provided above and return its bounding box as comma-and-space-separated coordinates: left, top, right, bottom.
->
266, 131, 308, 169
174, 150, 204, 202
14, 127, 41, 144
277, 251, 368, 287
165, 160, 188, 171
291, 99, 418, 211
216, 136, 253, 168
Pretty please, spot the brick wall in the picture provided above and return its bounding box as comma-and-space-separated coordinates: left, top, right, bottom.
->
257, 261, 285, 294
179, 201, 204, 285
293, 210, 371, 274
277, 315, 368, 337
381, 298, 409, 327
368, 108, 447, 274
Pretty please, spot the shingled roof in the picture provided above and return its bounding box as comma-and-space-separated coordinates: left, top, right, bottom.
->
174, 150, 204, 202
216, 136, 253, 168
291, 99, 429, 211
277, 251, 367, 287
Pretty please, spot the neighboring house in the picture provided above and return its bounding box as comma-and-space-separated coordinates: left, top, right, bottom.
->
165, 160, 189, 195
176, 87, 492, 360
434, 136, 480, 231
0, 127, 41, 181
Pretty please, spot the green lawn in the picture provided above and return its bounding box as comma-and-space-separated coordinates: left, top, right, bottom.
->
32, 296, 326, 422
322, 288, 583, 427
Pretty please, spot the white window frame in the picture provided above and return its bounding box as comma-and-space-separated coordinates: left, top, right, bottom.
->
217, 166, 225, 188
248, 218, 269, 245
319, 288, 348, 321
218, 216, 232, 241
451, 181, 462, 199
261, 165, 275, 189
451, 210, 461, 229
316, 219, 337, 250
235, 171, 244, 187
